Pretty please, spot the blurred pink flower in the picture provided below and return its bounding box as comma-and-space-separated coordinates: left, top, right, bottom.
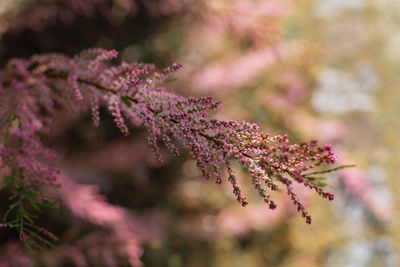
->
187, 44, 303, 94
0, 241, 32, 267
335, 153, 392, 222
58, 173, 164, 266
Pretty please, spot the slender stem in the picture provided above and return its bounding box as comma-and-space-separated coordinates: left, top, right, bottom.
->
19, 201, 24, 238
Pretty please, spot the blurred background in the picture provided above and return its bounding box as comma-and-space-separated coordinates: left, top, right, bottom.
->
0, 0, 399, 266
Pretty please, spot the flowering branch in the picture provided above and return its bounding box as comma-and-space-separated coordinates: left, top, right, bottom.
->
0, 48, 348, 262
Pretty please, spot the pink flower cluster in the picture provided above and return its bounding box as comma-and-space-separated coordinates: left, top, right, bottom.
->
0, 48, 340, 241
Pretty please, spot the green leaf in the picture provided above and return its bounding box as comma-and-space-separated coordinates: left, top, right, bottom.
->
9, 192, 21, 200
7, 219, 19, 227
28, 238, 44, 250
24, 241, 37, 255
24, 241, 38, 267
28, 200, 42, 213
23, 210, 35, 224
25, 229, 56, 249
304, 176, 327, 181
303, 164, 356, 176
38, 201, 58, 209
3, 200, 21, 222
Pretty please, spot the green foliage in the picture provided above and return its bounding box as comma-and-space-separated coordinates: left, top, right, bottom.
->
1, 173, 58, 266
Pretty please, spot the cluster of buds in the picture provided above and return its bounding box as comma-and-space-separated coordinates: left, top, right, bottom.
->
0, 48, 342, 229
